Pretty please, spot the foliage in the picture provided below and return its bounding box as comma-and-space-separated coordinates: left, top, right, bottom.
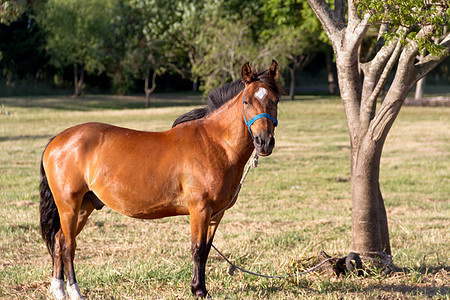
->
192, 15, 258, 93
102, 0, 139, 94
357, 0, 449, 56
0, 0, 27, 24
0, 13, 47, 81
38, 0, 115, 73
2, 0, 449, 95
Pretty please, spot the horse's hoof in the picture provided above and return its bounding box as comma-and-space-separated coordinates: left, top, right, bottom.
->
195, 290, 207, 298
50, 278, 66, 300
67, 282, 85, 300
191, 286, 208, 298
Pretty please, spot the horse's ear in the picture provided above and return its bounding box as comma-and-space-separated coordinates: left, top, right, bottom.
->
268, 60, 278, 80
241, 62, 253, 84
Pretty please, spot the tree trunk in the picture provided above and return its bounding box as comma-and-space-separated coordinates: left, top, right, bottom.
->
145, 69, 157, 108
308, 0, 450, 271
350, 136, 391, 259
289, 67, 295, 100
415, 76, 426, 100
415, 51, 426, 100
73, 64, 84, 97
192, 75, 199, 92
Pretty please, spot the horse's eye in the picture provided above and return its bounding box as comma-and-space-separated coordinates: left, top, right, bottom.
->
243, 101, 249, 106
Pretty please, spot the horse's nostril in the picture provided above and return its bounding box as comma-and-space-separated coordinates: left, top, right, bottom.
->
269, 137, 275, 148
254, 136, 264, 147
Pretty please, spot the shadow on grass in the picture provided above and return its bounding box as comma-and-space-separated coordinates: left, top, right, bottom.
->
0, 134, 53, 142
363, 283, 448, 298
0, 94, 204, 111
235, 264, 449, 298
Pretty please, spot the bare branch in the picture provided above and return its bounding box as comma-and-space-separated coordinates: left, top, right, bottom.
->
376, 23, 389, 53
348, 0, 360, 24
369, 36, 419, 141
167, 63, 185, 78
361, 27, 407, 102
345, 13, 371, 54
360, 39, 403, 136
307, 0, 342, 47
376, 3, 390, 53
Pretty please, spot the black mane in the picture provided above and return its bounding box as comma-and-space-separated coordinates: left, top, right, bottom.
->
172, 71, 281, 128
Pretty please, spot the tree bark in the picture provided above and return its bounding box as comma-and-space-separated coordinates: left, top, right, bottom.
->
350, 135, 391, 257
414, 51, 426, 100
414, 76, 426, 100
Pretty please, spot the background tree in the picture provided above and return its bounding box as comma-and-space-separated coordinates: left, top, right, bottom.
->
102, 0, 138, 95
307, 0, 450, 266
262, 0, 325, 100
192, 15, 259, 93
38, 0, 115, 97
0, 11, 47, 84
127, 0, 184, 107
164, 0, 207, 92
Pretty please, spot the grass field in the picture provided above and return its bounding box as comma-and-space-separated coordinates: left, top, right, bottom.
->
0, 94, 448, 299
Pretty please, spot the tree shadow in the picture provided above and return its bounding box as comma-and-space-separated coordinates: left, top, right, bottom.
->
232, 264, 449, 298
0, 134, 53, 142
0, 94, 204, 111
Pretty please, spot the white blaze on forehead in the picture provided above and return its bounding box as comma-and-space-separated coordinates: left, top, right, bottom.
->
255, 87, 268, 100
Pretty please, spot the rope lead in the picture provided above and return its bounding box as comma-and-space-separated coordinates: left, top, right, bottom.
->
211, 244, 337, 279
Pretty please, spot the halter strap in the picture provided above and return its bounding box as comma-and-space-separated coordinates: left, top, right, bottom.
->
242, 87, 278, 140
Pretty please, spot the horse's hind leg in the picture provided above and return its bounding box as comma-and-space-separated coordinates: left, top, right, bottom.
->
50, 230, 65, 299
56, 195, 94, 300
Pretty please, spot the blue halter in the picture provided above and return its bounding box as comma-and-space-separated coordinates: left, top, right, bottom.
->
242, 87, 278, 140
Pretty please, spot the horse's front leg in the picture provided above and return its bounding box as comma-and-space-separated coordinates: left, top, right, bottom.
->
189, 206, 212, 298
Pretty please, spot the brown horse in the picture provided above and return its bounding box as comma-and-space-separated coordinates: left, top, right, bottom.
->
39, 61, 281, 299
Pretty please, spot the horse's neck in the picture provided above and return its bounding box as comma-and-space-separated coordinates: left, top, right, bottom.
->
203, 93, 254, 164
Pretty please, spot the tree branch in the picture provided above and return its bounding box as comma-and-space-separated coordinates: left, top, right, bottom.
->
345, 12, 371, 54
360, 39, 403, 137
167, 63, 185, 78
348, 0, 360, 25
412, 33, 450, 83
307, 0, 342, 47
361, 27, 407, 102
368, 36, 419, 141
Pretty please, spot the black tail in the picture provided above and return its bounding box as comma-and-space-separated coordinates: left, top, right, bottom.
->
39, 138, 60, 256
172, 107, 208, 128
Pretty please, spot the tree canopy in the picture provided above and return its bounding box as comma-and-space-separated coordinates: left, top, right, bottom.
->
0, 0, 448, 97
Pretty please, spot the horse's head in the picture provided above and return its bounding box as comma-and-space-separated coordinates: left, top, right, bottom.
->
241, 60, 280, 156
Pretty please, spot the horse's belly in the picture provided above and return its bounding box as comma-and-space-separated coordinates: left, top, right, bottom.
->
92, 187, 190, 219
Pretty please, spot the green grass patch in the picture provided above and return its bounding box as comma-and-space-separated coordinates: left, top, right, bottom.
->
0, 94, 448, 299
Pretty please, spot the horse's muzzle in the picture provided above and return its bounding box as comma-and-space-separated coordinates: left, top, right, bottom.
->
254, 134, 275, 156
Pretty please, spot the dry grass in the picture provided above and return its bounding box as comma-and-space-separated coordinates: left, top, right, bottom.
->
0, 94, 448, 299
